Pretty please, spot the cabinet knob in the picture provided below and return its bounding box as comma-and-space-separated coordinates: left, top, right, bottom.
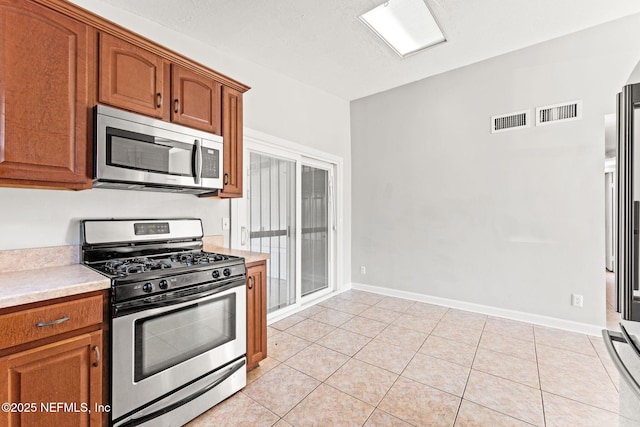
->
174, 99, 180, 113
224, 173, 229, 185
156, 93, 163, 108
248, 276, 254, 290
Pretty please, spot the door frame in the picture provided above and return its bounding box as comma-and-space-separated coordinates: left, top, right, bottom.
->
230, 128, 344, 322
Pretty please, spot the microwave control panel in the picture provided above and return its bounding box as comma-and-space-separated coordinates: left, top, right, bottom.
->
202, 148, 220, 179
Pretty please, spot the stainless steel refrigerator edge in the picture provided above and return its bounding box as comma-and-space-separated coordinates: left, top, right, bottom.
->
601, 83, 640, 424
616, 84, 640, 323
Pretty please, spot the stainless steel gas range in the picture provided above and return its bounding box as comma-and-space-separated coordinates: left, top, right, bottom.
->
81, 218, 246, 427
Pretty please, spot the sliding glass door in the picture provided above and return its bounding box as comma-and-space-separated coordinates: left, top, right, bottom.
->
301, 164, 330, 297
247, 152, 296, 312
235, 146, 337, 317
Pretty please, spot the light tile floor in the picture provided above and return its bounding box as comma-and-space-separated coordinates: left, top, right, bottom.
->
186, 290, 634, 427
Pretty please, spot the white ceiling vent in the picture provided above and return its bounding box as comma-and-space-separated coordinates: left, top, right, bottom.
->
491, 110, 530, 133
536, 100, 582, 126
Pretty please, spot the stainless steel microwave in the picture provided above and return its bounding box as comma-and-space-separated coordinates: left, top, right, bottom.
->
93, 105, 223, 194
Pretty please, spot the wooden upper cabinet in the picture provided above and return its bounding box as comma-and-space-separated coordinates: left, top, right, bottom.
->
98, 32, 169, 120
218, 86, 243, 197
171, 64, 222, 135
0, 0, 92, 188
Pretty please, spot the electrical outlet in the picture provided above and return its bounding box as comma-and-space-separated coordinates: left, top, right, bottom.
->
221, 218, 230, 231
360, 266, 366, 275
571, 294, 584, 308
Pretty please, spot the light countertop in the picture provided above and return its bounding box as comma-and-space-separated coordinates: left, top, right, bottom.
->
0, 243, 268, 310
0, 264, 110, 309
205, 246, 270, 264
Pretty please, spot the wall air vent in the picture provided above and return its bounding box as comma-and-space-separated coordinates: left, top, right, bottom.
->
536, 100, 582, 126
491, 110, 530, 133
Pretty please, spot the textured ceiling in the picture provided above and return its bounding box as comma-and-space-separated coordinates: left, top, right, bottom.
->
99, 0, 640, 101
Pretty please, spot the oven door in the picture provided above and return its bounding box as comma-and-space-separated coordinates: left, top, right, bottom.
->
111, 279, 246, 423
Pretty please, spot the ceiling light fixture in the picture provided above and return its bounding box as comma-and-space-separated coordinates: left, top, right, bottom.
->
359, 0, 446, 58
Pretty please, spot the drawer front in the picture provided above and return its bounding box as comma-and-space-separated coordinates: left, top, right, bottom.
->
0, 295, 103, 350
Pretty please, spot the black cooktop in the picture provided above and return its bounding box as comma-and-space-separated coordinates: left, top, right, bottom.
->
91, 251, 237, 279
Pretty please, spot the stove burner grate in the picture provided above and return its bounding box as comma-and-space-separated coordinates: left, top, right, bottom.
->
103, 257, 172, 276
171, 253, 230, 266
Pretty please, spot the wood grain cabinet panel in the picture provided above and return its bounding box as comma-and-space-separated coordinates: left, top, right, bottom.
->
98, 32, 169, 120
171, 64, 221, 134
0, 0, 92, 188
246, 261, 267, 371
0, 331, 103, 427
218, 86, 243, 197
0, 295, 103, 350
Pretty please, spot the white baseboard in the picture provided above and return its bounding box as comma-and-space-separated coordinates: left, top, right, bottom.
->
348, 282, 605, 337
266, 286, 350, 325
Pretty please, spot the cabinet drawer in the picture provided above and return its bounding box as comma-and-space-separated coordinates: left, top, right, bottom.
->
0, 295, 103, 350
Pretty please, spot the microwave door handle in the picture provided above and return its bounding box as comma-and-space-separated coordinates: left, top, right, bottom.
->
193, 139, 202, 185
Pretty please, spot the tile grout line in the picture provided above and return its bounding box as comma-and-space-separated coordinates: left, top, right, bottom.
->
460, 322, 543, 426
232, 391, 283, 427
533, 327, 548, 427
452, 318, 486, 426
541, 390, 626, 418
588, 335, 621, 393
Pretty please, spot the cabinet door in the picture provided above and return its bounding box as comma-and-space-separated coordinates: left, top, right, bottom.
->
171, 64, 221, 134
0, 0, 91, 188
99, 32, 169, 120
246, 262, 267, 370
0, 330, 103, 427
218, 86, 243, 198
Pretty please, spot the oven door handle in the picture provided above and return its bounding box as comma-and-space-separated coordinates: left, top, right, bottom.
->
117, 358, 246, 427
114, 279, 245, 318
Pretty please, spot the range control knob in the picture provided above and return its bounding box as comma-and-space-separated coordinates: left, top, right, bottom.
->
158, 280, 168, 290
212, 270, 220, 279
223, 268, 231, 277
142, 282, 153, 293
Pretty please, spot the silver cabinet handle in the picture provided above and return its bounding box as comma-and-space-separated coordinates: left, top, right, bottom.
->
156, 93, 162, 108
36, 316, 69, 327
241, 226, 248, 246
248, 276, 254, 290
602, 328, 640, 401
93, 346, 100, 367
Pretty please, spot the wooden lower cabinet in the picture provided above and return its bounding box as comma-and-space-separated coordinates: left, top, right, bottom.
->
246, 261, 267, 371
0, 331, 103, 427
0, 291, 106, 427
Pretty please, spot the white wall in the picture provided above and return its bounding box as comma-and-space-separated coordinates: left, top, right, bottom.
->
0, 188, 229, 249
350, 13, 640, 327
0, 0, 351, 286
